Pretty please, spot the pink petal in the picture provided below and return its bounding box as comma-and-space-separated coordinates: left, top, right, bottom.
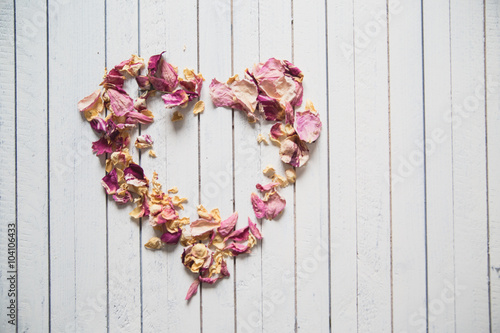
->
256, 182, 279, 192
107, 88, 134, 117
264, 191, 286, 219
251, 193, 266, 219
209, 78, 236, 108
219, 212, 238, 237
294, 110, 322, 143
101, 169, 119, 194
270, 123, 285, 140
160, 229, 182, 244
147, 52, 165, 75
92, 137, 113, 155
162, 90, 189, 108
225, 226, 250, 242
257, 95, 284, 121
248, 218, 262, 240
157, 61, 178, 92
190, 219, 220, 237
185, 279, 200, 300
225, 242, 251, 255
78, 89, 101, 112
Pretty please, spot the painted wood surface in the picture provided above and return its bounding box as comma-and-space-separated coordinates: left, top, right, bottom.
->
1, 0, 498, 332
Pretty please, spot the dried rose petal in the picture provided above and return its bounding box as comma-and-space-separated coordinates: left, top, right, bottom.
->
78, 89, 104, 121
162, 90, 189, 108
218, 212, 238, 237
294, 102, 321, 143
193, 100, 205, 114
190, 219, 220, 237
107, 87, 134, 117
115, 54, 144, 77
123, 163, 147, 187
101, 168, 119, 195
135, 134, 154, 149
161, 229, 182, 244
279, 134, 310, 167
264, 191, 286, 219
248, 218, 262, 240
92, 137, 113, 155
185, 279, 200, 301
251, 193, 266, 219
256, 182, 280, 192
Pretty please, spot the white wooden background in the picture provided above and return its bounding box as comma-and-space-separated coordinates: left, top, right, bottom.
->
0, 0, 499, 332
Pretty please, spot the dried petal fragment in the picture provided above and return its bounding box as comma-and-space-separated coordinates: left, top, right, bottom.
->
264, 191, 286, 219
257, 134, 268, 144
144, 237, 162, 250
101, 169, 119, 194
256, 182, 280, 192
285, 168, 296, 184
107, 88, 134, 117
263, 165, 275, 178
193, 100, 205, 114
272, 174, 288, 187
172, 196, 188, 209
248, 218, 262, 240
162, 90, 189, 108
149, 150, 157, 157
279, 134, 310, 167
135, 134, 154, 149
171, 111, 184, 122
168, 186, 178, 194
115, 54, 145, 77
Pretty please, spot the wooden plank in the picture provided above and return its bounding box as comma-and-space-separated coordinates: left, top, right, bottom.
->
231, 0, 263, 332
388, 1, 427, 332
450, 1, 490, 331
48, 1, 107, 331
137, 2, 171, 332
327, 0, 358, 331
198, 0, 235, 331
0, 1, 17, 332
352, 0, 392, 331
258, 1, 296, 332
161, 0, 201, 331
422, 0, 456, 331
293, 0, 330, 331
105, 1, 141, 331
15, 1, 49, 332
486, 0, 500, 330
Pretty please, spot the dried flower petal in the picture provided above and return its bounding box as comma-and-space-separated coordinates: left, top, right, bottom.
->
168, 186, 178, 194
161, 229, 182, 244
218, 212, 238, 237
171, 111, 184, 122
78, 89, 104, 121
285, 168, 296, 184
294, 101, 322, 143
257, 133, 268, 144
162, 90, 189, 108
135, 134, 154, 149
149, 150, 157, 157
251, 193, 266, 219
144, 236, 162, 250
193, 100, 205, 114
185, 279, 200, 300
279, 134, 310, 167
101, 169, 119, 195
263, 165, 275, 178
115, 54, 145, 77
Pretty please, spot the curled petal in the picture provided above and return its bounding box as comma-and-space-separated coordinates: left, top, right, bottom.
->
115, 54, 144, 77
219, 212, 238, 237
92, 137, 113, 155
295, 108, 322, 143
78, 89, 104, 121
123, 163, 147, 187
279, 134, 310, 167
251, 193, 266, 219
90, 117, 107, 133
185, 279, 200, 301
101, 169, 119, 195
160, 229, 182, 244
162, 90, 189, 108
147, 52, 165, 75
248, 218, 262, 240
256, 182, 280, 192
264, 191, 286, 220
190, 219, 220, 237
107, 88, 134, 117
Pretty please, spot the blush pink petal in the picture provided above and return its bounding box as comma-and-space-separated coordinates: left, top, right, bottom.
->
147, 52, 165, 75
270, 123, 285, 140
185, 279, 200, 300
107, 88, 134, 117
209, 78, 236, 108
157, 61, 178, 92
219, 212, 238, 237
224, 226, 250, 242
248, 218, 262, 240
225, 242, 251, 255
78, 89, 102, 112
190, 219, 220, 237
257, 95, 284, 121
264, 191, 286, 219
251, 193, 266, 219
295, 110, 322, 143
256, 182, 279, 192
162, 90, 189, 108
